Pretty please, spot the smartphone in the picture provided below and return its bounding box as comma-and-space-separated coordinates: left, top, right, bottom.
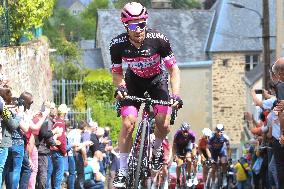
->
255, 89, 263, 94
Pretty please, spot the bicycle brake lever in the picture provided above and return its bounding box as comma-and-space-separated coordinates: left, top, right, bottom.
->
170, 108, 178, 125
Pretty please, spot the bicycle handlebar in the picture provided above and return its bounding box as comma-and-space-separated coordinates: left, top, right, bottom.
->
124, 95, 173, 106
116, 95, 180, 125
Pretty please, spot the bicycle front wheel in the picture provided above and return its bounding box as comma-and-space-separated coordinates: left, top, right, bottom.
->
127, 118, 151, 189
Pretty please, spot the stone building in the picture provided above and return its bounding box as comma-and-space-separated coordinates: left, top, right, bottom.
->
96, 0, 276, 158
57, 0, 86, 15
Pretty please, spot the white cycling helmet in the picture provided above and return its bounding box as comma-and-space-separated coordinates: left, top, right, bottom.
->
180, 122, 191, 131
202, 128, 212, 137
121, 2, 148, 23
215, 123, 224, 133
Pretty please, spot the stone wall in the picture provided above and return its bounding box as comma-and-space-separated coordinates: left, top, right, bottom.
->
0, 39, 53, 111
171, 66, 212, 138
211, 53, 246, 145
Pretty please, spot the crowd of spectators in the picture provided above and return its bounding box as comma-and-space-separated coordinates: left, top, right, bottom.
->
233, 58, 284, 189
0, 82, 119, 189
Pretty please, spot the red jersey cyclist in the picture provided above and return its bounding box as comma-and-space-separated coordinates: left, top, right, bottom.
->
109, 2, 182, 188
172, 122, 197, 187
198, 128, 213, 183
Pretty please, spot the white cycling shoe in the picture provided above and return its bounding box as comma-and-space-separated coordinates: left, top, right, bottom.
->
193, 175, 198, 185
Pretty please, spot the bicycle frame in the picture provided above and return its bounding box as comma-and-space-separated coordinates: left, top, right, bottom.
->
205, 160, 223, 189
117, 93, 177, 189
179, 155, 196, 189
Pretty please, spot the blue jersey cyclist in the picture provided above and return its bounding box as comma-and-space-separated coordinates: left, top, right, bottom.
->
172, 122, 198, 187
110, 2, 182, 188
208, 124, 231, 188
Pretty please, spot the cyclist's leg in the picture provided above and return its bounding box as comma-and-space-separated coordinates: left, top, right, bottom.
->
148, 73, 171, 152
114, 70, 145, 187
118, 68, 145, 166
185, 152, 192, 176
191, 147, 198, 174
220, 148, 228, 175
176, 155, 184, 185
200, 150, 209, 181
210, 151, 218, 182
220, 149, 228, 187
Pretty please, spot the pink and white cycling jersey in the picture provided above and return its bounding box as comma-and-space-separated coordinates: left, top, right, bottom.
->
109, 29, 177, 78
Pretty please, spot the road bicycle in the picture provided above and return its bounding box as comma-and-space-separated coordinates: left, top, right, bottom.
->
204, 159, 224, 189
175, 154, 198, 189
116, 92, 179, 189
205, 158, 233, 189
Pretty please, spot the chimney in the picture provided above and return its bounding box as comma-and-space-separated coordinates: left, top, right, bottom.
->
151, 0, 172, 9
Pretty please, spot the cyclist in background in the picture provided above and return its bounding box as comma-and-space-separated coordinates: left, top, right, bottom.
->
109, 2, 182, 188
172, 122, 197, 187
198, 128, 213, 182
208, 124, 231, 188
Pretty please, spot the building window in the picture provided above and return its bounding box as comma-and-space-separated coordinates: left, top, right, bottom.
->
72, 10, 77, 15
222, 59, 229, 67
245, 54, 259, 71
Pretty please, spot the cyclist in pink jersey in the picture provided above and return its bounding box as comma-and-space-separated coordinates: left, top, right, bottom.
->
110, 2, 182, 188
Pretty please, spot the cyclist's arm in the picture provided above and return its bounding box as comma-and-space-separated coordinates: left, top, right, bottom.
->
168, 145, 173, 163
191, 143, 197, 157
172, 141, 177, 159
112, 72, 126, 87
168, 65, 180, 96
205, 144, 212, 159
251, 88, 263, 107
226, 143, 232, 158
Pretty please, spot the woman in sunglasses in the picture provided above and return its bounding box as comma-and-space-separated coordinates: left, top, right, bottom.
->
110, 2, 182, 188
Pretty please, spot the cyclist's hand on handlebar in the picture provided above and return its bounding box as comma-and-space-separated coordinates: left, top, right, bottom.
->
114, 85, 128, 99
171, 95, 183, 108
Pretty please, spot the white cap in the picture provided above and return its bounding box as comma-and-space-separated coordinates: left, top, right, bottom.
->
96, 127, 105, 137
202, 128, 212, 137
58, 104, 70, 113
89, 120, 98, 129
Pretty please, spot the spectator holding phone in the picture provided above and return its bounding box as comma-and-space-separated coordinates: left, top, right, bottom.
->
268, 57, 284, 189
251, 88, 276, 110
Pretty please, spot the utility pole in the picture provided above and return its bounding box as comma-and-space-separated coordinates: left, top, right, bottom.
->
262, 0, 270, 89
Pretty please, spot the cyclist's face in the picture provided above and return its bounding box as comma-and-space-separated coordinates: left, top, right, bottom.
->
126, 19, 146, 44
182, 130, 188, 137
203, 135, 209, 140
216, 131, 223, 138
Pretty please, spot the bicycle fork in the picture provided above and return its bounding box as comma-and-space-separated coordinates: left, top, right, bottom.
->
134, 116, 150, 189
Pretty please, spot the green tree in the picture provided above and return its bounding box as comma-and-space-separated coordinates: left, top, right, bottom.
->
172, 0, 201, 9
43, 8, 83, 44
79, 0, 108, 39
50, 37, 87, 80
81, 0, 108, 19
115, 0, 201, 9
7, 0, 55, 44
114, 0, 151, 8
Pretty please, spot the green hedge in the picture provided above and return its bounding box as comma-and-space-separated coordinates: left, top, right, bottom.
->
73, 69, 120, 144
82, 81, 115, 102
